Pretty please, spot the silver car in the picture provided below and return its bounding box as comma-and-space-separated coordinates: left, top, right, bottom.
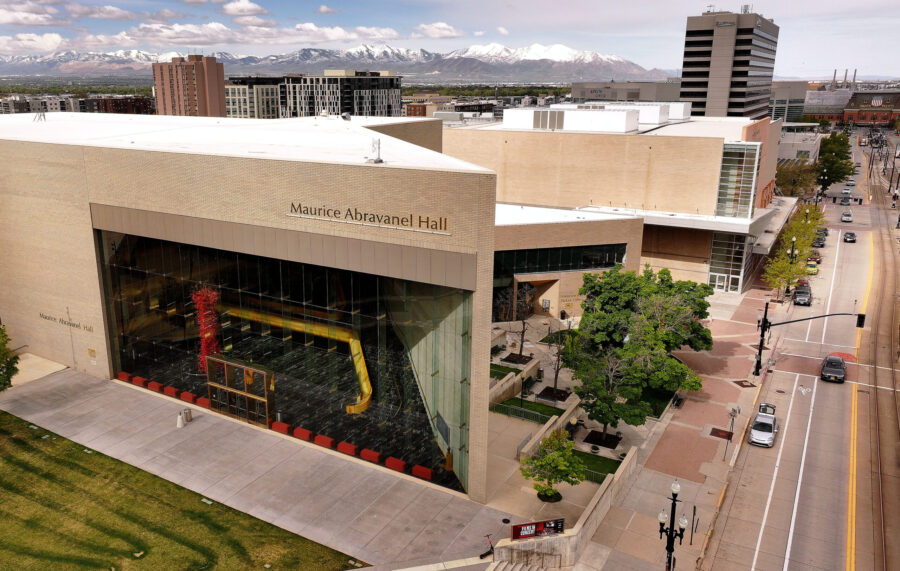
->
748, 403, 778, 447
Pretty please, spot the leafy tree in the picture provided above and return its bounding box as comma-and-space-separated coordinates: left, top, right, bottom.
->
0, 325, 20, 392
566, 266, 712, 434
776, 162, 817, 197
519, 429, 585, 500
493, 282, 536, 358
762, 206, 826, 298
816, 133, 855, 191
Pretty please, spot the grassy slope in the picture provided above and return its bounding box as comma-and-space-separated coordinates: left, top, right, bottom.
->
0, 410, 362, 570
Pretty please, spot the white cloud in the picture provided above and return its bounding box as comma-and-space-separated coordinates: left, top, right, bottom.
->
0, 2, 66, 26
473, 30, 485, 36
181, 0, 226, 4
233, 15, 275, 27
291, 22, 356, 41
146, 9, 188, 24
65, 3, 137, 20
496, 26, 509, 35
353, 26, 398, 40
413, 22, 463, 39
317, 4, 338, 14
0, 32, 63, 53
70, 30, 136, 48
221, 0, 267, 17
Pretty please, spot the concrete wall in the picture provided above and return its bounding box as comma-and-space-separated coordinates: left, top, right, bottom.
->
0, 139, 497, 502
443, 129, 724, 216
494, 445, 640, 568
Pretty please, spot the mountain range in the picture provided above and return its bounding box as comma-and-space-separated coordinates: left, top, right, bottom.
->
0, 43, 671, 83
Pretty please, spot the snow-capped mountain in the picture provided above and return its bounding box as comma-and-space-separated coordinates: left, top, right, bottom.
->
0, 43, 669, 83
447, 43, 626, 65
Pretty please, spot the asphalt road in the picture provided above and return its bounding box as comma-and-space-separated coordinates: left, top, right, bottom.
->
706, 137, 886, 570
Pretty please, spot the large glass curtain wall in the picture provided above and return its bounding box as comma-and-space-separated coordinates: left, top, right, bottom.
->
708, 232, 748, 292
716, 142, 760, 218
99, 231, 471, 491
492, 244, 627, 320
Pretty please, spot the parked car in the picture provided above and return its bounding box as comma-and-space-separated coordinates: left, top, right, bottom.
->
844, 231, 857, 243
842, 211, 853, 222
842, 188, 852, 196
821, 355, 846, 383
816, 227, 829, 237
793, 284, 812, 306
812, 237, 826, 248
807, 250, 822, 264
840, 197, 852, 206
805, 261, 819, 275
855, 161, 862, 167
748, 403, 778, 447
847, 179, 856, 186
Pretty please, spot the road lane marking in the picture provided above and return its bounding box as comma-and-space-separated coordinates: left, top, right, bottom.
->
776, 353, 895, 371
822, 229, 843, 344
856, 233, 874, 361
751, 373, 801, 571
783, 376, 819, 571
784, 338, 857, 349
846, 382, 858, 571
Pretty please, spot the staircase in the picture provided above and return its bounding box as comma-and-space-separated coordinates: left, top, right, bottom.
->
486, 561, 547, 571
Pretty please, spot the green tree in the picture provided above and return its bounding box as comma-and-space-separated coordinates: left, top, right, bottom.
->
566, 266, 712, 434
519, 429, 585, 500
776, 161, 818, 197
816, 133, 855, 191
0, 325, 20, 392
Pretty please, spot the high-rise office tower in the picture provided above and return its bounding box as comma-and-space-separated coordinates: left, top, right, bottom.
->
679, 7, 779, 119
152, 55, 226, 117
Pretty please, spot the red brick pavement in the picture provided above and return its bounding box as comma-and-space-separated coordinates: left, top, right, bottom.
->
644, 424, 721, 483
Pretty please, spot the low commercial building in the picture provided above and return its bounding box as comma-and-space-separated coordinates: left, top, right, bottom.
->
778, 123, 822, 162
843, 90, 900, 126
443, 103, 794, 294
769, 81, 808, 122
571, 81, 681, 103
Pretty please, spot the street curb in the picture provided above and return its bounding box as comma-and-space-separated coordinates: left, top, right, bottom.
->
694, 332, 783, 570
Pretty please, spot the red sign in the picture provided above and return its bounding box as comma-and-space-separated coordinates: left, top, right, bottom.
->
511, 518, 565, 540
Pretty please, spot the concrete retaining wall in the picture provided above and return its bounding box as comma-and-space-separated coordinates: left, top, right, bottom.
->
494, 445, 639, 569
518, 397, 581, 458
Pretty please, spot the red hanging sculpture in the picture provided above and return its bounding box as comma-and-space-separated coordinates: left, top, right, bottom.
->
192, 285, 221, 373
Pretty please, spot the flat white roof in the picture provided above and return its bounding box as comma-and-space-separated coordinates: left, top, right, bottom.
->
643, 116, 754, 141
496, 203, 637, 226
0, 112, 489, 172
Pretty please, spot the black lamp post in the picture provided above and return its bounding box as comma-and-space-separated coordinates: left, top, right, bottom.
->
753, 297, 771, 376
658, 479, 688, 571
788, 236, 798, 264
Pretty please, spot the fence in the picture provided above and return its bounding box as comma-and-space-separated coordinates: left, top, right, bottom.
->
583, 468, 608, 484
491, 402, 552, 425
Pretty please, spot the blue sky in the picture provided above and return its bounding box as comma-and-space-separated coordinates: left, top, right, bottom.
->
0, 0, 898, 77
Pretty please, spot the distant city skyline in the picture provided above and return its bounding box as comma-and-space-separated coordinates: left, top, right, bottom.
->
0, 0, 898, 78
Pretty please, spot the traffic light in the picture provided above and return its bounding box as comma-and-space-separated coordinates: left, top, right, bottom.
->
856, 314, 866, 328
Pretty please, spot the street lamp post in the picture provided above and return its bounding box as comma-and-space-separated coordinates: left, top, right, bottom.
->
788, 236, 798, 264
658, 479, 689, 571
753, 298, 771, 376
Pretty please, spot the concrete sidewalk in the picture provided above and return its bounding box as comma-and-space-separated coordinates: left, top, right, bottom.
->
0, 369, 519, 568
574, 286, 791, 569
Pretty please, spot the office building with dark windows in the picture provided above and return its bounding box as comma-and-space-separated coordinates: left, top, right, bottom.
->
679, 8, 779, 119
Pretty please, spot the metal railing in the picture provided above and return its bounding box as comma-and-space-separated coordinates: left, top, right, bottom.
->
583, 468, 609, 484
490, 402, 552, 425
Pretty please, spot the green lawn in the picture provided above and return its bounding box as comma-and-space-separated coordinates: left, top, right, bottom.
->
490, 363, 521, 380
574, 450, 622, 475
0, 411, 363, 570
497, 397, 566, 417
540, 329, 573, 345
643, 387, 676, 417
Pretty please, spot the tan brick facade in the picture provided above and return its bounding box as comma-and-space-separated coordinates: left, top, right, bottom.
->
0, 139, 496, 501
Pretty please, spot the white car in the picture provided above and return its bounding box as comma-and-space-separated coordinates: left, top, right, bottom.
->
748, 403, 778, 447
841, 188, 852, 196
846, 179, 856, 186
842, 211, 853, 222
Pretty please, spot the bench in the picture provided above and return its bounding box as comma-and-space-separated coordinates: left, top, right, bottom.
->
313, 434, 334, 449
271, 421, 291, 435
336, 441, 358, 456
385, 457, 407, 473
293, 427, 312, 441
360, 448, 381, 464
411, 465, 433, 481
179, 392, 197, 404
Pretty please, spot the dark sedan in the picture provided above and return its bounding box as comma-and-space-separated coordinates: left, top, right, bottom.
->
821, 355, 846, 383
807, 250, 822, 264
844, 232, 857, 243
812, 237, 826, 248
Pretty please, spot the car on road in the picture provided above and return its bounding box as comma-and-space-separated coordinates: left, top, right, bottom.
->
821, 355, 847, 383
793, 284, 812, 306
842, 211, 853, 222
812, 237, 826, 248
805, 261, 819, 275
749, 403, 778, 447
855, 161, 862, 167
844, 231, 857, 243
842, 188, 852, 196
807, 250, 822, 264
840, 197, 852, 206
847, 179, 856, 186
